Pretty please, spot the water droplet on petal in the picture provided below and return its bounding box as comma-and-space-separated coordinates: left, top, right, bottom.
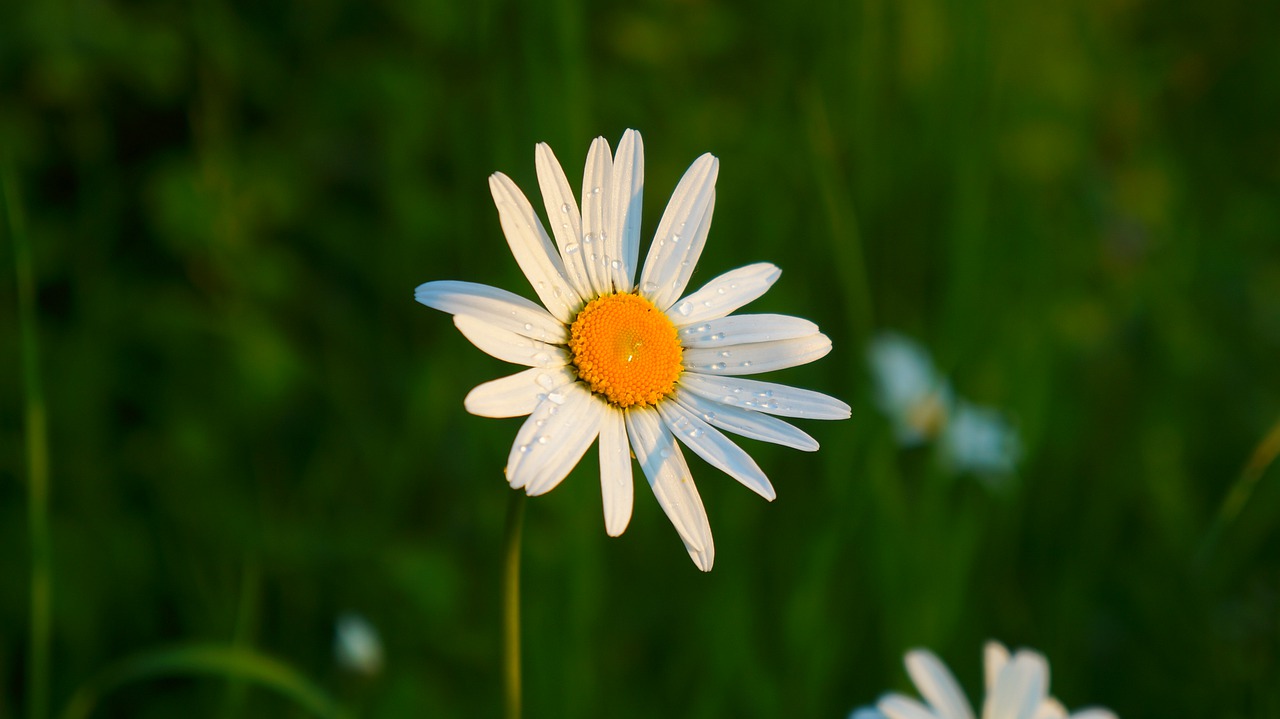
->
711, 332, 725, 341
711, 362, 727, 371
741, 360, 752, 368
523, 323, 534, 331
642, 282, 659, 294
537, 435, 550, 445
676, 301, 693, 316
535, 374, 555, 390
547, 392, 565, 405
610, 259, 622, 270
532, 352, 551, 364
561, 203, 570, 213
566, 243, 580, 254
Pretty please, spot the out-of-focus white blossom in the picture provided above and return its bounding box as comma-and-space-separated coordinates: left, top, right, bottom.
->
867, 332, 1020, 479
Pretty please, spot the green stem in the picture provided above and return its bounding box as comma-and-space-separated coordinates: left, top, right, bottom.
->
6, 164, 51, 719
502, 491, 526, 719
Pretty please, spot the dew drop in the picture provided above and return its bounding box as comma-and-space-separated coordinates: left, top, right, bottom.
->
610, 259, 622, 270
711, 362, 727, 370
741, 360, 752, 368
560, 203, 570, 213
518, 444, 531, 454
566, 243, 580, 254
547, 392, 566, 405
756, 390, 773, 399
716, 287, 726, 295
702, 300, 713, 308
592, 186, 601, 195
583, 233, 594, 244
642, 281, 659, 294
718, 350, 731, 358
537, 435, 550, 445
532, 351, 551, 364
710, 332, 725, 341
721, 395, 736, 404
676, 301, 693, 316
689, 428, 703, 438
671, 233, 681, 243
523, 322, 534, 331
535, 374, 555, 390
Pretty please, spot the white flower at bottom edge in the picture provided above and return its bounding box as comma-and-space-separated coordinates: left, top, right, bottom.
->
853, 641, 1117, 719
415, 129, 849, 571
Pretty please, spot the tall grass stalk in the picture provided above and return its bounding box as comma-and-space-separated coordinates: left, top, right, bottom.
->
5, 165, 52, 719
502, 491, 526, 719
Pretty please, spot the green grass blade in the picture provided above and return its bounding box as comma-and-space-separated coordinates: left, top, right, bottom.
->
59, 644, 349, 719
5, 162, 52, 719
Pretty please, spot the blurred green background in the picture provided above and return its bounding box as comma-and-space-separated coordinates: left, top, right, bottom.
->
3, 0, 1279, 716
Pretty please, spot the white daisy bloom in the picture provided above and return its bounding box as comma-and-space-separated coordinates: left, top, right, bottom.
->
858, 641, 1117, 719
866, 332, 1020, 478
416, 129, 848, 571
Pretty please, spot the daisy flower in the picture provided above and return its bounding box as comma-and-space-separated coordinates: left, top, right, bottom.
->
415, 130, 848, 571
854, 641, 1117, 719
866, 332, 1021, 479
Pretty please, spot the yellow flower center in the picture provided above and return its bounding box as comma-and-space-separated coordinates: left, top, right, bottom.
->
568, 293, 684, 408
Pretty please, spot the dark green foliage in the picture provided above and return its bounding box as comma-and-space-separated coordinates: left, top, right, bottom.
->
2, 0, 1278, 716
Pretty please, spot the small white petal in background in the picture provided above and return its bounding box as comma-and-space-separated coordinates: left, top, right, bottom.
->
867, 333, 951, 446
849, 707, 889, 719
941, 400, 1022, 479
867, 332, 1021, 479
334, 613, 384, 676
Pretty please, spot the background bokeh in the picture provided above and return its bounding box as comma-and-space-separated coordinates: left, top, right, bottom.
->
3, 0, 1279, 716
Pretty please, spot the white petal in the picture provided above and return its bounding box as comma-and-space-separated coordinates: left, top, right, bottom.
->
463, 367, 577, 418
879, 694, 941, 719
624, 406, 714, 571
940, 401, 1021, 476
488, 173, 581, 321
679, 373, 851, 420
657, 401, 776, 500
453, 315, 569, 368
983, 651, 1048, 719
984, 642, 1011, 694
534, 142, 592, 298
580, 137, 613, 296
607, 129, 643, 292
598, 407, 633, 536
1032, 699, 1067, 719
850, 709, 889, 719
683, 334, 832, 376
639, 153, 718, 310
415, 280, 567, 343
667, 262, 781, 326
505, 385, 607, 496
867, 332, 945, 419
905, 650, 975, 719
678, 313, 819, 348
673, 388, 819, 451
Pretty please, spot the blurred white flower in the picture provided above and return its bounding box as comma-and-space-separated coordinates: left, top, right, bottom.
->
853, 641, 1117, 719
334, 612, 383, 676
867, 332, 1020, 477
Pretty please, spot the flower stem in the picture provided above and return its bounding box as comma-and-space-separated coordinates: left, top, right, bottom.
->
6, 164, 51, 719
502, 491, 525, 719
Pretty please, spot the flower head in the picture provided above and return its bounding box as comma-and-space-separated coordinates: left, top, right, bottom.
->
416, 130, 848, 570
867, 332, 1021, 480
854, 641, 1117, 719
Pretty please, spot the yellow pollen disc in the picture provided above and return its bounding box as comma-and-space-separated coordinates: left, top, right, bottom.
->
568, 293, 684, 408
